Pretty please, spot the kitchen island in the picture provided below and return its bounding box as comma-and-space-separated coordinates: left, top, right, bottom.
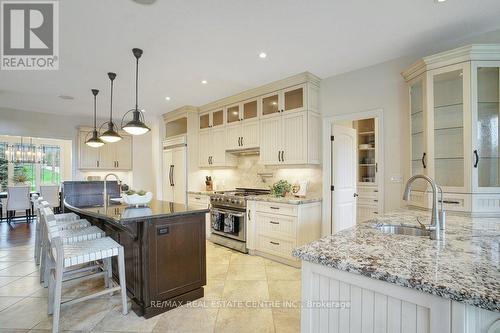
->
64, 199, 208, 318
293, 209, 500, 333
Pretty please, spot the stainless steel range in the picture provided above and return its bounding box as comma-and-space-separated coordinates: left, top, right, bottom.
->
209, 188, 269, 253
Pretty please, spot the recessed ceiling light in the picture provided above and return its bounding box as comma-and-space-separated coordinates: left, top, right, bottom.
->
201, 80, 208, 85
58, 95, 74, 100
165, 96, 171, 101
259, 52, 267, 59
435, 0, 447, 3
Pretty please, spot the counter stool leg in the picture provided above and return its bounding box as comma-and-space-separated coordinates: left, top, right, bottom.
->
103, 258, 111, 288
52, 260, 63, 333
34, 223, 41, 265
118, 247, 128, 315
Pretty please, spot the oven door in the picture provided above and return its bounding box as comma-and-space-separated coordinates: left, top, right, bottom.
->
210, 208, 246, 242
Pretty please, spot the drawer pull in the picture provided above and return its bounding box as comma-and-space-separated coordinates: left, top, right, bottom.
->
373, 212, 378, 214
269, 221, 280, 225
270, 206, 280, 210
440, 200, 460, 205
374, 199, 378, 202
270, 241, 280, 245
195, 197, 201, 200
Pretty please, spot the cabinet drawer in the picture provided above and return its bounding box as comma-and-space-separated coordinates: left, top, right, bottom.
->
255, 202, 298, 216
257, 235, 296, 260
256, 212, 296, 239
436, 193, 470, 212
188, 194, 209, 207
357, 186, 379, 199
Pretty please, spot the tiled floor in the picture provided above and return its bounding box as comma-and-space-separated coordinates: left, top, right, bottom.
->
0, 222, 301, 332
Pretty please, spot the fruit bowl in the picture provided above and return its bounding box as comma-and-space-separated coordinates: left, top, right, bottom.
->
122, 192, 153, 207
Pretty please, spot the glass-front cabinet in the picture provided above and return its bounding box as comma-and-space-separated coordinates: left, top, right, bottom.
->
260, 84, 306, 118
403, 45, 500, 214
199, 109, 224, 129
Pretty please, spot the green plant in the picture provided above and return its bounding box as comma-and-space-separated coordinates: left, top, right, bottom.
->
270, 180, 292, 197
12, 172, 28, 184
125, 189, 147, 196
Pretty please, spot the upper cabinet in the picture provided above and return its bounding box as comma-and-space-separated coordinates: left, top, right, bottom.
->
197, 72, 321, 167
78, 130, 133, 170
402, 44, 500, 215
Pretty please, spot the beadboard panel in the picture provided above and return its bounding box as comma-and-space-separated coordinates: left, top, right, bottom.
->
301, 262, 450, 333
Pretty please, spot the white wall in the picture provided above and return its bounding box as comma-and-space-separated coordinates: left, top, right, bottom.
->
320, 29, 500, 213
0, 107, 154, 191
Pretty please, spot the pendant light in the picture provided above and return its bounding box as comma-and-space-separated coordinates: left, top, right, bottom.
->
85, 89, 105, 148
121, 48, 150, 135
100, 72, 123, 143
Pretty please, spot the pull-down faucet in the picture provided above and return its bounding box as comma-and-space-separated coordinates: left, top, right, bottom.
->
104, 173, 121, 208
403, 175, 445, 240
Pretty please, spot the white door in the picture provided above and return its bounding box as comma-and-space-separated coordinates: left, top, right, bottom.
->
163, 149, 174, 202
198, 129, 210, 167
331, 125, 357, 233
226, 123, 241, 150
260, 117, 282, 164
282, 111, 308, 164
210, 127, 226, 166
172, 147, 187, 205
242, 120, 259, 148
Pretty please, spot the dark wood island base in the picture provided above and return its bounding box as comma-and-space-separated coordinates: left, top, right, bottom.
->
63, 194, 208, 318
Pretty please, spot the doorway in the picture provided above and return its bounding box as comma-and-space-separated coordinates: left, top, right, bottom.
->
322, 109, 384, 235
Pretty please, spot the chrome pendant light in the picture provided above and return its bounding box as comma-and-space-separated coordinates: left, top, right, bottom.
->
121, 48, 151, 135
100, 72, 123, 143
86, 89, 105, 148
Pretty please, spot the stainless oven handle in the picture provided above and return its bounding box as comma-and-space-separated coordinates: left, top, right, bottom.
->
211, 208, 245, 217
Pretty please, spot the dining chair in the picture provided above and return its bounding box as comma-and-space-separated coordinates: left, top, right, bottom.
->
40, 185, 61, 213
6, 185, 31, 224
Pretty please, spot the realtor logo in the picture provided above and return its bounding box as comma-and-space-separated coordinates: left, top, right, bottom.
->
1, 1, 59, 70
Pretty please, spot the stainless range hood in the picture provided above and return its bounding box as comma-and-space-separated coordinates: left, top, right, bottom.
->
226, 147, 260, 156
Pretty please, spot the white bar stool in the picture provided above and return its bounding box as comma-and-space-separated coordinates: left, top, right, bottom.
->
44, 208, 128, 333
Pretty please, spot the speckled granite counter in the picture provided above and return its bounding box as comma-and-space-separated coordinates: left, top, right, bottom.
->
188, 190, 216, 195
248, 194, 322, 205
292, 209, 500, 312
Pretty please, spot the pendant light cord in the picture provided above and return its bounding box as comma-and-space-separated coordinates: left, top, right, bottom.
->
93, 94, 97, 130
135, 56, 139, 111
110, 78, 114, 122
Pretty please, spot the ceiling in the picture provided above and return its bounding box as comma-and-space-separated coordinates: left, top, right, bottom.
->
1, 0, 500, 120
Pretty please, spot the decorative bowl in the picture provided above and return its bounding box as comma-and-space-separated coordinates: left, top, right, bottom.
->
122, 192, 153, 207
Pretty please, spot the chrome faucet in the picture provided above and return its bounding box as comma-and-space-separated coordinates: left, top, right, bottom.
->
103, 173, 121, 208
402, 175, 444, 240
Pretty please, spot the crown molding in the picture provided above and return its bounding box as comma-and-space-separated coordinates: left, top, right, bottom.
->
402, 44, 500, 81
162, 105, 198, 122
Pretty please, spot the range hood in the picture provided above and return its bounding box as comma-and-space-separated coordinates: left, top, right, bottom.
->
226, 147, 260, 156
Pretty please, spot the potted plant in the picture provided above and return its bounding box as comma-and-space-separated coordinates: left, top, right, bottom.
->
12, 171, 29, 185
270, 180, 292, 197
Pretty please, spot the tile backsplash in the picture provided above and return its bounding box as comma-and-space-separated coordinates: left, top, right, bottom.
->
196, 155, 322, 194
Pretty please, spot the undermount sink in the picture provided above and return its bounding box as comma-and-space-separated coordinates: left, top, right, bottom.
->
374, 224, 430, 237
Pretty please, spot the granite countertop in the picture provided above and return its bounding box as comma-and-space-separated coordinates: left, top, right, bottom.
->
188, 190, 216, 195
247, 194, 322, 205
292, 209, 500, 312
64, 199, 209, 224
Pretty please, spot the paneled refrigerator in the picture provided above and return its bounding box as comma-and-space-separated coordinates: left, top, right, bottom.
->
162, 136, 187, 205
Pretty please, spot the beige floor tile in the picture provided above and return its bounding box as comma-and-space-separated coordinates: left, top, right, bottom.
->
273, 308, 300, 333
222, 280, 269, 302
268, 280, 301, 302
206, 252, 231, 266
0, 277, 21, 288
0, 297, 48, 329
206, 264, 228, 281
32, 298, 114, 331
0, 262, 19, 271
229, 253, 269, 266
0, 277, 43, 297
0, 329, 30, 333
92, 303, 159, 332
0, 252, 34, 262
0, 261, 38, 277
265, 262, 301, 281
204, 279, 225, 301
0, 296, 24, 312
152, 304, 218, 333
226, 264, 266, 281
215, 308, 274, 333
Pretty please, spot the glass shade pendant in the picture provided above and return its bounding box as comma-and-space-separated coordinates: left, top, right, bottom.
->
86, 89, 105, 148
121, 48, 151, 135
100, 72, 122, 143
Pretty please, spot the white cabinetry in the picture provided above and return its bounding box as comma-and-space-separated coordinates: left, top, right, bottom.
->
188, 193, 211, 238
248, 200, 321, 266
78, 130, 132, 170
300, 262, 500, 333
198, 127, 236, 168
226, 99, 260, 150
402, 45, 500, 215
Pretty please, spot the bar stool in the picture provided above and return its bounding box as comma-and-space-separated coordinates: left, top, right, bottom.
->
44, 208, 128, 333
32, 196, 80, 265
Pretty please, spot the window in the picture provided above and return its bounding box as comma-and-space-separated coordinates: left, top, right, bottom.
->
13, 162, 36, 190
40, 145, 61, 185
0, 143, 7, 191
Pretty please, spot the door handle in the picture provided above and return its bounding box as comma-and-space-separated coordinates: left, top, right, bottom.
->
241, 137, 243, 146
281, 151, 284, 162
473, 150, 479, 168
248, 210, 250, 221
171, 165, 175, 186
270, 241, 280, 245
421, 152, 426, 169
238, 137, 241, 146
354, 193, 358, 197
269, 221, 280, 225
278, 151, 281, 162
